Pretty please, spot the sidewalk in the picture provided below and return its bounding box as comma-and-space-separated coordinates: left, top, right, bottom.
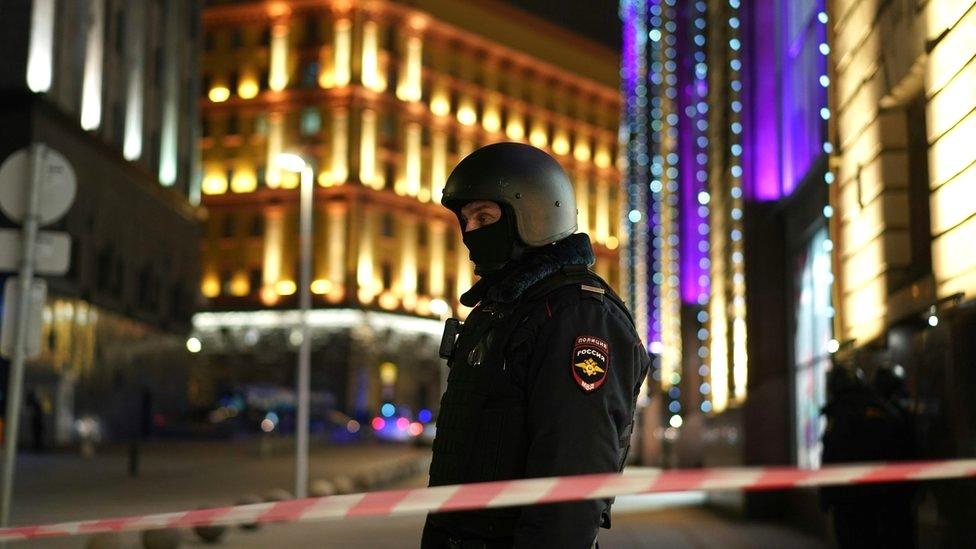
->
12, 438, 429, 528
9, 441, 828, 548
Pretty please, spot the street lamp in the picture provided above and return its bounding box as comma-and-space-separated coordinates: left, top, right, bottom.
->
277, 152, 313, 499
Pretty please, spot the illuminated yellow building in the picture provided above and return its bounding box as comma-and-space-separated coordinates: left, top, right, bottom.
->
195, 0, 622, 416
832, 0, 976, 344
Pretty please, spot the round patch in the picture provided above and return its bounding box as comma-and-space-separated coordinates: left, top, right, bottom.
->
571, 335, 610, 392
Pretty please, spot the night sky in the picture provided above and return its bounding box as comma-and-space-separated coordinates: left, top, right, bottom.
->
499, 0, 622, 52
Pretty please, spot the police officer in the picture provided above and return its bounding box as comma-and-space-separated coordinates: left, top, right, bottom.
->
421, 143, 650, 548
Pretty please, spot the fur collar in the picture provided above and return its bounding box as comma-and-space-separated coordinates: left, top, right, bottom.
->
460, 233, 596, 307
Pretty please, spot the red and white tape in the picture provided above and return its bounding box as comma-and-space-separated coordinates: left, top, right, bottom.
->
4, 459, 975, 541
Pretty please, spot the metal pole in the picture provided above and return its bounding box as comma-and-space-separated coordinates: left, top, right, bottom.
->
295, 164, 313, 499
1, 143, 45, 529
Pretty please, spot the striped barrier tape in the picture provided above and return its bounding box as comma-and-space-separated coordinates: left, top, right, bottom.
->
3, 459, 976, 541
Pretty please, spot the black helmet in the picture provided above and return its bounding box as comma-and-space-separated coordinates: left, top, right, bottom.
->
441, 142, 577, 247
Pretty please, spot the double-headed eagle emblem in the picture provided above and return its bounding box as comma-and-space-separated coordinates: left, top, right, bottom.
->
574, 357, 605, 377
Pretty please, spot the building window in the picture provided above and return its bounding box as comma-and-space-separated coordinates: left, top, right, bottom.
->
381, 262, 393, 289
254, 114, 268, 135
304, 18, 320, 46
249, 214, 264, 236
905, 94, 933, 285
300, 107, 321, 135
220, 270, 233, 295
248, 268, 262, 293
445, 276, 456, 299
204, 30, 215, 50
256, 166, 266, 187
231, 28, 243, 49
201, 117, 212, 137
302, 61, 319, 88
381, 213, 395, 237
418, 226, 428, 247
417, 269, 428, 295
221, 214, 235, 238
259, 25, 271, 46
226, 115, 239, 136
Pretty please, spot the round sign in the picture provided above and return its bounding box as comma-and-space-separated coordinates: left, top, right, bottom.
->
0, 146, 77, 227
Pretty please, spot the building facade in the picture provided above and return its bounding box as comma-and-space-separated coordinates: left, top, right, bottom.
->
0, 0, 202, 446
831, 0, 976, 543
625, 0, 976, 542
195, 0, 624, 423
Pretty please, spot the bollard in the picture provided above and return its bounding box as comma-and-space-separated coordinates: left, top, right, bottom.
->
193, 505, 227, 544
263, 488, 293, 502
193, 523, 227, 544
141, 528, 181, 549
331, 476, 355, 494
236, 495, 263, 531
85, 532, 122, 549
309, 479, 336, 497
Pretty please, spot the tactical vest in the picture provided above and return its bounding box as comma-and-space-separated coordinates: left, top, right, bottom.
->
427, 265, 639, 538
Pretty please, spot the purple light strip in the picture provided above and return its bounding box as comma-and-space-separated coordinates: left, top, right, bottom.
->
677, 2, 709, 304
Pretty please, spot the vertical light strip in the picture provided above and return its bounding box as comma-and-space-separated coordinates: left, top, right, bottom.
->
123, 1, 146, 161
401, 216, 418, 310
396, 34, 423, 102
327, 204, 347, 303
689, 1, 712, 414
361, 20, 382, 92
80, 0, 106, 131
357, 208, 376, 303
431, 131, 448, 203
334, 19, 352, 87
645, 0, 664, 371
818, 6, 839, 355
727, 0, 748, 402
26, 0, 56, 92
360, 109, 377, 186
269, 22, 289, 91
619, 0, 650, 348
405, 122, 422, 196
266, 112, 284, 187
263, 210, 285, 302
430, 222, 446, 297
158, 0, 180, 185
653, 0, 683, 431
331, 107, 349, 184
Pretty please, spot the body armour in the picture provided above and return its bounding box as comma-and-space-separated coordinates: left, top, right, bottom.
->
423, 234, 651, 549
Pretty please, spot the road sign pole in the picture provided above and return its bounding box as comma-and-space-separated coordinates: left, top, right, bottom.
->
0, 143, 46, 530
296, 164, 313, 499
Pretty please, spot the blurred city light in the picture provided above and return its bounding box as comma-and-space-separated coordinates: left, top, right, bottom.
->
186, 337, 202, 353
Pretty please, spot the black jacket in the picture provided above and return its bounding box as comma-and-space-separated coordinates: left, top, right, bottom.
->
422, 233, 650, 548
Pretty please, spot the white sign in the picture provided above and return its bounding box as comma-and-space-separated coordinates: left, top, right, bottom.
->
0, 229, 71, 275
0, 147, 77, 226
0, 277, 47, 360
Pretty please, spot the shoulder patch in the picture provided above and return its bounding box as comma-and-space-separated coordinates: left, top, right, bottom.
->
571, 335, 610, 392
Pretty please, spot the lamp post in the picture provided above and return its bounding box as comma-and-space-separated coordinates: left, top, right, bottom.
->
277, 153, 313, 499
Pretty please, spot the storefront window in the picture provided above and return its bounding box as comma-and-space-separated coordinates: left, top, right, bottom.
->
793, 226, 832, 468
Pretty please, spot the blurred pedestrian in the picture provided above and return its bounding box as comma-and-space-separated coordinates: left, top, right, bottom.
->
26, 389, 45, 452
819, 365, 916, 548
871, 366, 918, 547
422, 143, 651, 548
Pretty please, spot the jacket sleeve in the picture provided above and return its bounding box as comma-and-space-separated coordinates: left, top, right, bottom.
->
510, 292, 641, 548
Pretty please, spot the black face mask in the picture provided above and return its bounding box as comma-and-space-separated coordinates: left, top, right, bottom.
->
461, 210, 517, 275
